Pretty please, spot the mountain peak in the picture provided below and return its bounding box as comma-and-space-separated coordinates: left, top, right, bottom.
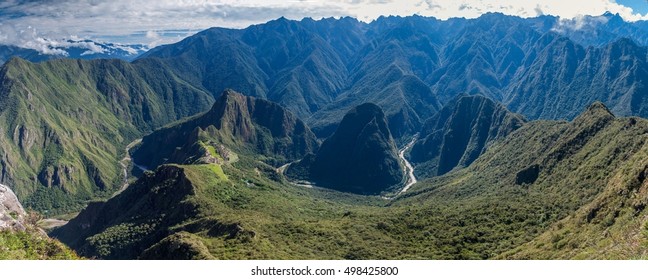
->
582, 101, 614, 118
218, 88, 244, 101
287, 103, 403, 194
134, 89, 319, 168
570, 101, 615, 131
351, 102, 383, 117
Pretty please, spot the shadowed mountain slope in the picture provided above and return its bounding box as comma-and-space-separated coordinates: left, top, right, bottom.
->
409, 95, 526, 178
287, 103, 403, 194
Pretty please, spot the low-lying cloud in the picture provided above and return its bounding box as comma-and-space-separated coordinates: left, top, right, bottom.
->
1, 0, 647, 54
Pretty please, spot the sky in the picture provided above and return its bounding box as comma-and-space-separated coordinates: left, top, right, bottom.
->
0, 0, 647, 54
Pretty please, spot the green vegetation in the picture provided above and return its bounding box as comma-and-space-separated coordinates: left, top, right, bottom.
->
0, 210, 80, 260
409, 94, 526, 179
0, 229, 80, 260
0, 57, 213, 214
52, 102, 648, 259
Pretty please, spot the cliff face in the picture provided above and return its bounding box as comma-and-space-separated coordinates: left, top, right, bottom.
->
288, 103, 403, 194
409, 95, 525, 178
0, 184, 26, 231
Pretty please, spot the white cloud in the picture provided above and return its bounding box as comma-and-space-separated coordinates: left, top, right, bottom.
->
145, 30, 163, 48
0, 0, 647, 54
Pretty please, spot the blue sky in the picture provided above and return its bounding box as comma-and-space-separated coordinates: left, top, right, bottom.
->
1, 0, 647, 54
618, 0, 648, 14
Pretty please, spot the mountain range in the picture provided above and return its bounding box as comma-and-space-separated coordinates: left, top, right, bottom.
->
0, 40, 147, 65
3, 12, 648, 259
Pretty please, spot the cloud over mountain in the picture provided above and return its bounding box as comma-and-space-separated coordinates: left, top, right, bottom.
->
1, 0, 648, 54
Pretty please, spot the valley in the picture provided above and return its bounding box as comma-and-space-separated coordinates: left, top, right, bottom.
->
3, 12, 648, 260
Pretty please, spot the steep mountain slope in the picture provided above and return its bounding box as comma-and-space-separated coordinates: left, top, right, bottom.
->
0, 57, 213, 213
136, 13, 648, 135
394, 102, 648, 259
530, 13, 648, 47
409, 95, 525, 178
506, 37, 648, 120
287, 103, 403, 194
307, 17, 443, 138
132, 89, 319, 168
53, 101, 648, 260
142, 17, 366, 120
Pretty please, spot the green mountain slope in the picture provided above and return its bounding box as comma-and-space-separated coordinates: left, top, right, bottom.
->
394, 102, 648, 259
0, 57, 213, 214
52, 101, 648, 259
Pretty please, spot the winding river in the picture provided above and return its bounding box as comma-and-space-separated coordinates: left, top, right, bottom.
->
396, 135, 418, 195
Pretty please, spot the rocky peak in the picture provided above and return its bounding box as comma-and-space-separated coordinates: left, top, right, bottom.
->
206, 89, 255, 141
572, 101, 615, 126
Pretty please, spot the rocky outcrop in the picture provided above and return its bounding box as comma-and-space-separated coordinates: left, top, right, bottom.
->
0, 184, 26, 231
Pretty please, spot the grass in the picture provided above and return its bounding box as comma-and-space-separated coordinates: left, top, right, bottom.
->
0, 230, 80, 260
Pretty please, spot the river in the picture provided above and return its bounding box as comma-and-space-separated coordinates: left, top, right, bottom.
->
114, 138, 148, 197
396, 135, 418, 195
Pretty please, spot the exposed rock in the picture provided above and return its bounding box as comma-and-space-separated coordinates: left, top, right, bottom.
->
0, 183, 26, 231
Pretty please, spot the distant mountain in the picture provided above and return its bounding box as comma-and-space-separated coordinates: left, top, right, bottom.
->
55, 39, 147, 61
0, 45, 51, 65
409, 95, 525, 178
132, 89, 319, 168
287, 103, 403, 194
506, 37, 648, 120
530, 12, 648, 47
141, 16, 441, 138
0, 40, 147, 66
136, 13, 648, 138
